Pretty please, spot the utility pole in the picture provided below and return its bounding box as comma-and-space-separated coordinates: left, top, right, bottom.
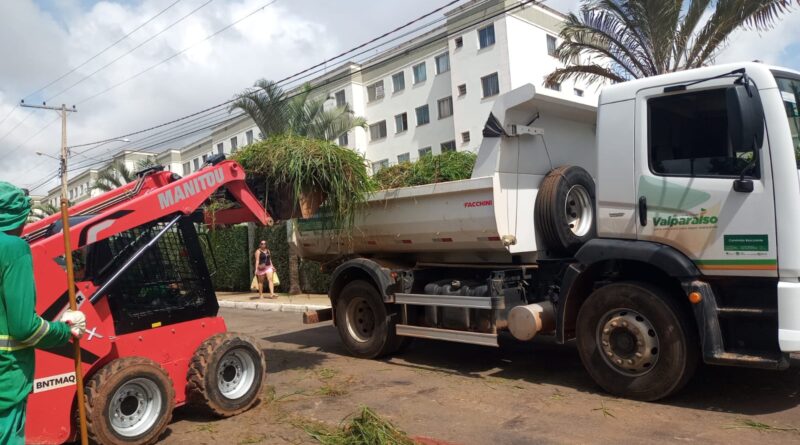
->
20, 101, 88, 445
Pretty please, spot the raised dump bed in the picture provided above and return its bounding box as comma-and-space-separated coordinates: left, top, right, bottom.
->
293, 85, 597, 264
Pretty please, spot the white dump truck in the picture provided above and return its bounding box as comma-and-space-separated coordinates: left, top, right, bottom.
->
296, 62, 800, 401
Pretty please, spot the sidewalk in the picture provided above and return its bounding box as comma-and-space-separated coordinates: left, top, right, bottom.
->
216, 291, 330, 313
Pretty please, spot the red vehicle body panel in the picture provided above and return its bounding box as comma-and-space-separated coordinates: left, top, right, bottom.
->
20, 161, 269, 443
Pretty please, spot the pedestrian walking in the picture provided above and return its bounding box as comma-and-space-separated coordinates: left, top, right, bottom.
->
254, 240, 276, 299
0, 182, 86, 445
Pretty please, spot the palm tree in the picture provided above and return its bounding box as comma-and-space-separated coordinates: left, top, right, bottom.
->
92, 161, 135, 192
92, 157, 156, 192
29, 202, 59, 222
231, 80, 368, 295
545, 0, 799, 87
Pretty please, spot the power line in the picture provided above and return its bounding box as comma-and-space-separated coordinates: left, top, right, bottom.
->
67, 0, 457, 154
34, 0, 535, 186
47, 0, 214, 102
69, 0, 516, 169
24, 0, 184, 101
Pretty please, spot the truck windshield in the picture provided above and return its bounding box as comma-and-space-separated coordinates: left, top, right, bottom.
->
775, 75, 800, 164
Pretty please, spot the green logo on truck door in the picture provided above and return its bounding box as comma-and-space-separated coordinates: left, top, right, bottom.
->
652, 208, 718, 228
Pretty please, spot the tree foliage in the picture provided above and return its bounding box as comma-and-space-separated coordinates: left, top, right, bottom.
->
234, 134, 374, 229
229, 80, 367, 142
92, 157, 155, 192
546, 0, 800, 87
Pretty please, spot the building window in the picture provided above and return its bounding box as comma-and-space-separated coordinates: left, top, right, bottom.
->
649, 88, 751, 177
335, 89, 346, 107
458, 84, 467, 96
398, 152, 410, 163
367, 81, 385, 102
372, 159, 389, 174
435, 53, 450, 74
338, 133, 349, 146
419, 146, 432, 157
183, 162, 191, 175
392, 72, 405, 93
413, 62, 427, 84
193, 158, 200, 170
202, 154, 208, 163
246, 130, 254, 145
547, 35, 558, 57
395, 113, 408, 133
574, 88, 584, 97
438, 96, 453, 119
455, 36, 463, 48
478, 24, 495, 49
217, 143, 224, 155
230, 136, 238, 152
441, 140, 456, 152
415, 105, 430, 126
547, 82, 562, 92
369, 120, 387, 140
481, 72, 500, 97
462, 131, 470, 143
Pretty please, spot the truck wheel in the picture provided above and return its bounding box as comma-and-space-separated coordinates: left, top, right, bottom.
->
575, 282, 698, 401
85, 357, 175, 445
535, 165, 596, 256
335, 280, 403, 359
187, 333, 265, 417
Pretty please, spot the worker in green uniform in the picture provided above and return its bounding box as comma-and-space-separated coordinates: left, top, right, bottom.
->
0, 182, 86, 445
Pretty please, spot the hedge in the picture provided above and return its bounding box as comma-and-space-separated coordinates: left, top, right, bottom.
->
204, 222, 329, 294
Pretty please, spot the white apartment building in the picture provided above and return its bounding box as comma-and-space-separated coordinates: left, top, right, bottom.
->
53, 0, 595, 200
197, 0, 597, 174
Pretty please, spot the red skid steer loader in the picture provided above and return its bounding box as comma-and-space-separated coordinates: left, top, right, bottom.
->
21, 156, 272, 444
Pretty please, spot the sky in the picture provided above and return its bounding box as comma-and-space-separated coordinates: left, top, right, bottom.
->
0, 0, 799, 194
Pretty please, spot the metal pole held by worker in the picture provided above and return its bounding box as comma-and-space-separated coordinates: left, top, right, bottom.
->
22, 100, 88, 445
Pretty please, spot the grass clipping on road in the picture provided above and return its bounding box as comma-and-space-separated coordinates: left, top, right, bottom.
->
300, 406, 416, 445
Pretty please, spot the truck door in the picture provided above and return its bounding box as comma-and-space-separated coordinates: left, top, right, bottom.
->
634, 83, 777, 277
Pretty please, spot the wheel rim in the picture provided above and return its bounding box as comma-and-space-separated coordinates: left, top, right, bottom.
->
596, 309, 660, 377
345, 296, 376, 343
217, 348, 257, 400
564, 185, 593, 237
109, 378, 163, 438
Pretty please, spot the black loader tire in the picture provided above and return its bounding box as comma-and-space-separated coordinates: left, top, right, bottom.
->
576, 281, 699, 401
85, 357, 175, 445
335, 280, 404, 359
535, 165, 596, 256
187, 333, 265, 417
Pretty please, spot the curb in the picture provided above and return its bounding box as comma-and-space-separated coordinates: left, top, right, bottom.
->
219, 300, 330, 313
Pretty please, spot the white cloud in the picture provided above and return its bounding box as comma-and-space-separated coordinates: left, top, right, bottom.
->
0, 0, 336, 192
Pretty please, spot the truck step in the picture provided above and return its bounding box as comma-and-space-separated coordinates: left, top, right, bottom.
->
716, 307, 777, 318
706, 351, 789, 370
394, 293, 501, 309
396, 324, 499, 347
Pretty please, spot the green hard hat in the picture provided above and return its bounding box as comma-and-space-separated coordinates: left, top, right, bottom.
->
0, 181, 31, 232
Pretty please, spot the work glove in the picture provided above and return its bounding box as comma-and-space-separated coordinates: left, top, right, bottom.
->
60, 310, 86, 338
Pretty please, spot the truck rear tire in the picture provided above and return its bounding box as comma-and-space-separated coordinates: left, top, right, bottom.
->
535, 165, 596, 256
575, 281, 698, 401
85, 357, 175, 445
187, 333, 265, 417
335, 280, 403, 359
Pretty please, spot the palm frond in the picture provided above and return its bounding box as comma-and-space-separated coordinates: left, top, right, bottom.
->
545, 65, 626, 88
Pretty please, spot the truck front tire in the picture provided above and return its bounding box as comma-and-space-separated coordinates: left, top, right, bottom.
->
575, 281, 698, 401
335, 280, 403, 359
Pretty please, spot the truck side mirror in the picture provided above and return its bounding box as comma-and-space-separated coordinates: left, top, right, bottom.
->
726, 83, 765, 151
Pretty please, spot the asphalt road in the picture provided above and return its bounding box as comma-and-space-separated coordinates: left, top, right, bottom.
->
160, 308, 800, 444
